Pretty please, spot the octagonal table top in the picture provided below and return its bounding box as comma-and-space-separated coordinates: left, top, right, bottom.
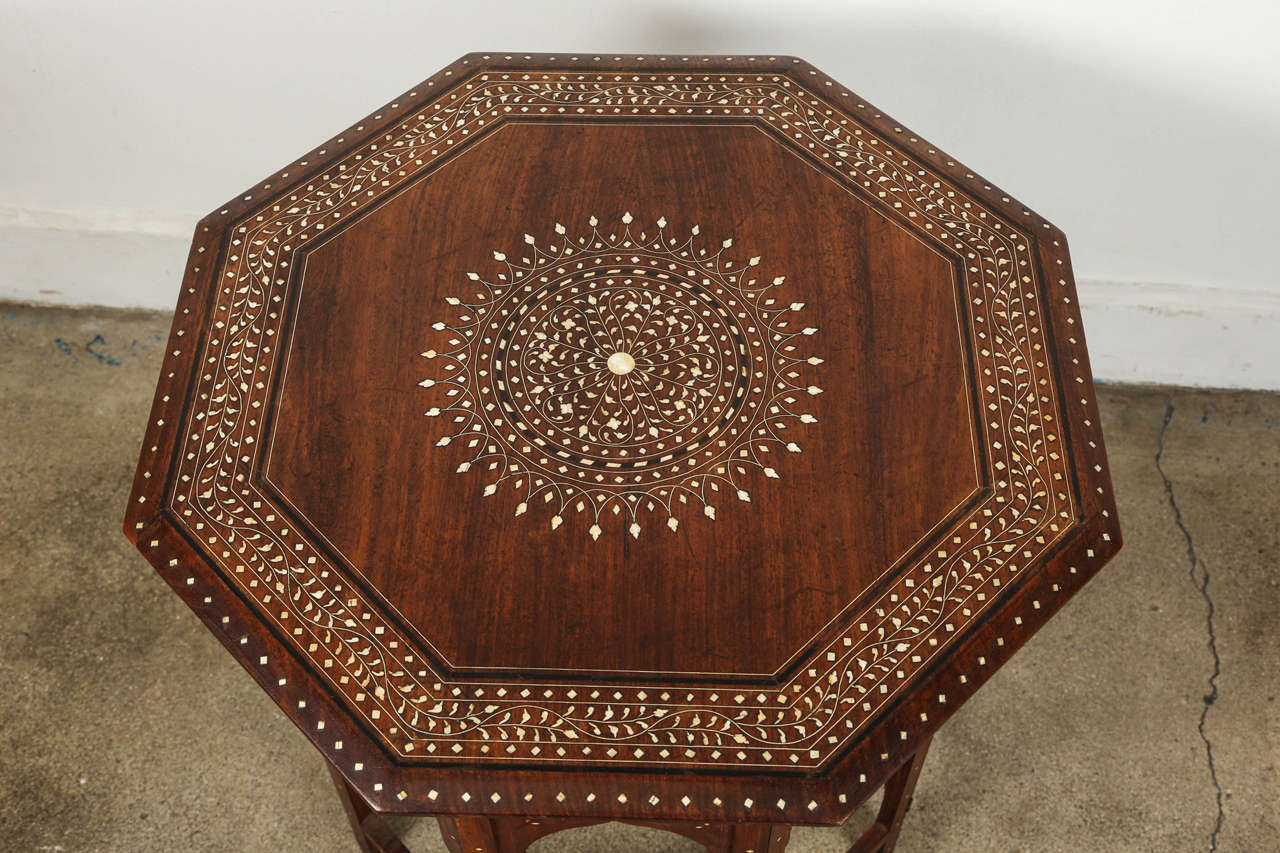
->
124, 53, 1122, 826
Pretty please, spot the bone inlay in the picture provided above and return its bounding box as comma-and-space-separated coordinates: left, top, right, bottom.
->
419, 214, 821, 539
165, 69, 1076, 771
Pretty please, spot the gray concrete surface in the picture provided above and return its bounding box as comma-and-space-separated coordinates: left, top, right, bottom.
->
1, 302, 1276, 852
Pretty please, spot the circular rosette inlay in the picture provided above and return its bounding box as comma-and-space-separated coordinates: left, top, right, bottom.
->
499, 281, 749, 463
419, 214, 821, 538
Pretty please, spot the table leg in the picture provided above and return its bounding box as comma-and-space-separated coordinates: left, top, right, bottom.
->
327, 763, 412, 853
848, 734, 932, 853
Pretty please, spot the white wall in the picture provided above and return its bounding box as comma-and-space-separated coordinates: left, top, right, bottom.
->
2, 0, 1277, 388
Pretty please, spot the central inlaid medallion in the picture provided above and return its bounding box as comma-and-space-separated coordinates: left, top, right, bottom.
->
419, 213, 822, 539
606, 351, 635, 376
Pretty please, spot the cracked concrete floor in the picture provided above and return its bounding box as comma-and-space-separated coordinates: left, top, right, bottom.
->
1, 303, 1276, 852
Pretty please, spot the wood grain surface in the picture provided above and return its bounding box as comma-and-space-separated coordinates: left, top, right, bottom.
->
123, 53, 1122, 832
263, 121, 976, 677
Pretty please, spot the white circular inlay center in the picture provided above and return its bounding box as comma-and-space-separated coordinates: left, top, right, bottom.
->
606, 351, 636, 376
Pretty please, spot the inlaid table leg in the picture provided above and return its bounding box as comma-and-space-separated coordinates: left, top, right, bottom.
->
848, 734, 932, 853
327, 763, 412, 853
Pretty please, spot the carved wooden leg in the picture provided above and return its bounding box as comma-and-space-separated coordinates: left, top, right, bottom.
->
848, 734, 932, 853
327, 763, 412, 853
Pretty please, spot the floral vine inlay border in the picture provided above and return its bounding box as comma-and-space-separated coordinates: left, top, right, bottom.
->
169, 69, 1074, 771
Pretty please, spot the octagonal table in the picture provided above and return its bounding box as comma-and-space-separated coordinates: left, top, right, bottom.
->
124, 53, 1122, 852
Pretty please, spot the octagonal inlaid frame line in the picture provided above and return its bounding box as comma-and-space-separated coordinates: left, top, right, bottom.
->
154, 66, 1078, 775
246, 118, 992, 686
172, 71, 1070, 758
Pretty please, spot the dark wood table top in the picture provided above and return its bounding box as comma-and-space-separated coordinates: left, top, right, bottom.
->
124, 52, 1121, 827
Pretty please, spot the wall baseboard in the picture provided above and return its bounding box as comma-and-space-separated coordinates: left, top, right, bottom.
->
2, 212, 1276, 390
1075, 279, 1279, 390
0, 207, 191, 311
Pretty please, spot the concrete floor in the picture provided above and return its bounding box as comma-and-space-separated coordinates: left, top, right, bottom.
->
1, 302, 1276, 852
